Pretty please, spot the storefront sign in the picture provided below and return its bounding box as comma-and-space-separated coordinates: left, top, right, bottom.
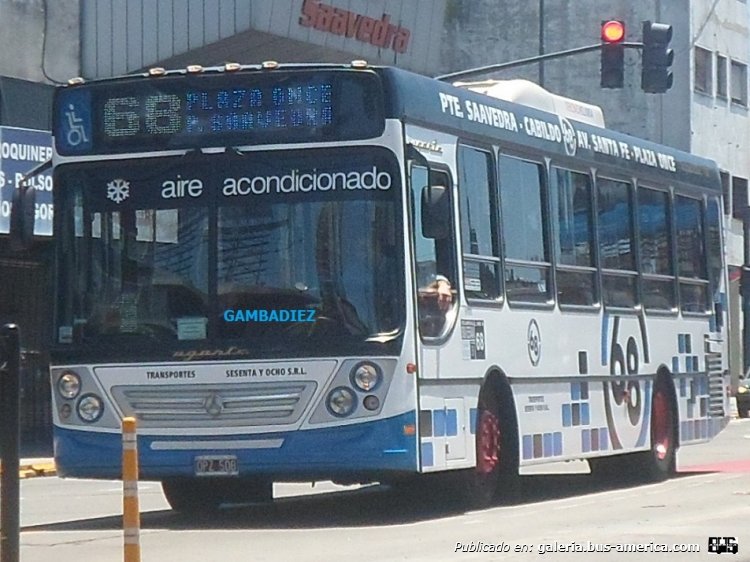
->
299, 0, 411, 54
0, 126, 53, 236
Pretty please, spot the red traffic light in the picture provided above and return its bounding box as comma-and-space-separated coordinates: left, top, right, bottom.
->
601, 20, 625, 43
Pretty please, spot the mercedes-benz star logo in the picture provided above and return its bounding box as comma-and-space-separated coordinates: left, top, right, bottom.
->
203, 393, 224, 417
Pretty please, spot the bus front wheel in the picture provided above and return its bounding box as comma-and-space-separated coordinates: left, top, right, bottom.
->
465, 388, 520, 507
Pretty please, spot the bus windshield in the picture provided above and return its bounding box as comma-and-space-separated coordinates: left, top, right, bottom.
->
54, 147, 404, 360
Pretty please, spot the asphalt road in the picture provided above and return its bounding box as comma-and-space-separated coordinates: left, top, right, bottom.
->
17, 418, 750, 562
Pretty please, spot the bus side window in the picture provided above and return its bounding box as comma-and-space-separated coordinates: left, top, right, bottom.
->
498, 155, 551, 305
638, 187, 675, 311
706, 197, 724, 328
550, 167, 596, 306
410, 165, 457, 338
597, 177, 637, 308
457, 145, 501, 302
675, 195, 709, 313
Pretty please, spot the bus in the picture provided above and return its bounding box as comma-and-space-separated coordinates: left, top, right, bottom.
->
45, 61, 730, 511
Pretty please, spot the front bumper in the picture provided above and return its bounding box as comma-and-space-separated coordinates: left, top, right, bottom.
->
54, 411, 418, 480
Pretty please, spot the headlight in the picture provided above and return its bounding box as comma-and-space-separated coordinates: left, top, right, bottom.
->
77, 393, 104, 422
350, 363, 381, 392
326, 387, 356, 417
57, 371, 81, 399
738, 386, 748, 394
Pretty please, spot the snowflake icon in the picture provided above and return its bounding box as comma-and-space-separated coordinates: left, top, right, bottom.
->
107, 179, 130, 204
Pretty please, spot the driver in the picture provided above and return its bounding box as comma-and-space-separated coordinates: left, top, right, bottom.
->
420, 274, 454, 312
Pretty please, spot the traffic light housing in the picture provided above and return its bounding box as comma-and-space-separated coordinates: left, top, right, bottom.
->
600, 20, 625, 89
641, 21, 674, 93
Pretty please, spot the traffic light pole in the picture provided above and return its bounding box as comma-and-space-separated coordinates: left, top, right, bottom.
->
741, 208, 750, 376
436, 42, 643, 82
0, 324, 21, 562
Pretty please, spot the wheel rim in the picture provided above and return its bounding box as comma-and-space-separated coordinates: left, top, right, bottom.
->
476, 410, 500, 474
651, 389, 671, 461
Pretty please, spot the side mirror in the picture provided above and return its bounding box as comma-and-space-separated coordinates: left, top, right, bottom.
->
9, 183, 36, 251
420, 184, 451, 239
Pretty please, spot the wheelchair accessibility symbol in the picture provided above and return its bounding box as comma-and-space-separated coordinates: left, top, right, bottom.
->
65, 104, 89, 147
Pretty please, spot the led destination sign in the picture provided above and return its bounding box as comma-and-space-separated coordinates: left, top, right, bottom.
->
54, 70, 384, 155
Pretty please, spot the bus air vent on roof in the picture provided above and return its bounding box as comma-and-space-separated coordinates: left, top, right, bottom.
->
454, 79, 606, 128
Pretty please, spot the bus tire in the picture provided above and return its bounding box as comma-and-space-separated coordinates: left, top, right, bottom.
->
640, 377, 677, 481
465, 386, 520, 507
623, 378, 677, 482
590, 378, 677, 483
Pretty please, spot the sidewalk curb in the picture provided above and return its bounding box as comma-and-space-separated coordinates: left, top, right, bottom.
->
20, 462, 57, 478
0, 461, 57, 479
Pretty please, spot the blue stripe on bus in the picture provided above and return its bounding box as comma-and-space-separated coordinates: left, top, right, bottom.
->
433, 409, 446, 437
53, 410, 418, 479
523, 432, 563, 459
582, 429, 591, 453
598, 427, 608, 451
543, 433, 553, 457
681, 418, 711, 442
581, 402, 590, 425
562, 404, 572, 427
469, 408, 477, 434
421, 442, 434, 467
635, 381, 652, 448
522, 434, 533, 460
635, 381, 651, 447
571, 382, 581, 400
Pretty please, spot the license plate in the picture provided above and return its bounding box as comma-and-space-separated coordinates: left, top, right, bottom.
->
194, 455, 239, 477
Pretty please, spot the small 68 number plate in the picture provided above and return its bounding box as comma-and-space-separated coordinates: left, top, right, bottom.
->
194, 455, 239, 477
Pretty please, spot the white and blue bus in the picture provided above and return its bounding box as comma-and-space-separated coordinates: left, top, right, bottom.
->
47, 61, 730, 511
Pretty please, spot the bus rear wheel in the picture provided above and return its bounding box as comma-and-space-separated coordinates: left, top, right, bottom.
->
590, 380, 676, 483
643, 380, 676, 480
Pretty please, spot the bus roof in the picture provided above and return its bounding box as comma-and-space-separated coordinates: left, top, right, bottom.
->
453, 79, 606, 128
54, 62, 721, 193
376, 66, 720, 192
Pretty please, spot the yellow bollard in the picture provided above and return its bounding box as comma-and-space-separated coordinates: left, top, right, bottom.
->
122, 416, 141, 562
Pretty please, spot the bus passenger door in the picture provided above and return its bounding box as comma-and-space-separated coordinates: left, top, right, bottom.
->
409, 162, 458, 380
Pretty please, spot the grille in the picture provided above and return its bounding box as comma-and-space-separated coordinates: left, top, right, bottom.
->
705, 351, 725, 417
111, 381, 317, 428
